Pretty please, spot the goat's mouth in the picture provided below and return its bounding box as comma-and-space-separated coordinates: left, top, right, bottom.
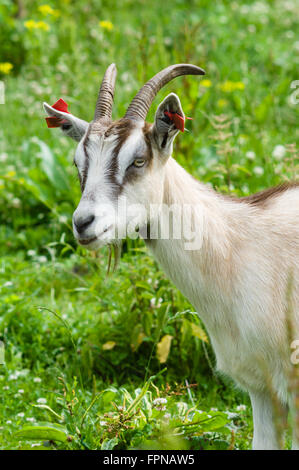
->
78, 237, 97, 246
77, 225, 114, 247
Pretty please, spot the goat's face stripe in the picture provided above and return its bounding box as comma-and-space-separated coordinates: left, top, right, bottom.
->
74, 119, 155, 203
73, 117, 160, 250
81, 125, 92, 192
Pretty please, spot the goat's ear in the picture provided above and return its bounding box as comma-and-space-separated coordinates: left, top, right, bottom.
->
152, 93, 184, 154
43, 102, 89, 142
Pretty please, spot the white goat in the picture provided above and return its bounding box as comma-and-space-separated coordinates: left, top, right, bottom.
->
44, 64, 299, 449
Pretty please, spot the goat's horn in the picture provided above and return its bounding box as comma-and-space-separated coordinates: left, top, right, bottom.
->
124, 64, 205, 121
94, 63, 117, 120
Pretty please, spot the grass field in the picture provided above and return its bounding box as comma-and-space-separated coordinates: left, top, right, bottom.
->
0, 0, 298, 450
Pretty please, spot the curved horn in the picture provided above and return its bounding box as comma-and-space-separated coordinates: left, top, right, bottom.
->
94, 63, 117, 120
124, 64, 205, 121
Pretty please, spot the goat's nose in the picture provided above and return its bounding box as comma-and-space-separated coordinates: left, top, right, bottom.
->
74, 214, 95, 235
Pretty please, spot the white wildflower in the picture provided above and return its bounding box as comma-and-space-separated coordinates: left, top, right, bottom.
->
153, 397, 167, 405
33, 377, 42, 383
58, 215, 68, 224
253, 166, 264, 176
8, 374, 18, 381
12, 198, 21, 208
225, 411, 238, 419
3, 281, 13, 287
272, 145, 286, 160
246, 151, 256, 160
17, 412, 25, 418
240, 5, 250, 14
37, 398, 47, 404
164, 37, 172, 46
0, 153, 8, 162
27, 250, 36, 257
252, 2, 269, 14
236, 404, 247, 411
248, 25, 256, 33
286, 30, 294, 39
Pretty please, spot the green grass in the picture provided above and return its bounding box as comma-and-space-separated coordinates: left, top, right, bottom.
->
0, 0, 298, 450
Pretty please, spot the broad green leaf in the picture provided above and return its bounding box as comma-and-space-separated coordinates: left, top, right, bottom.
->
156, 334, 173, 363
102, 341, 116, 350
15, 422, 72, 443
101, 437, 118, 450
189, 322, 208, 343
200, 413, 229, 431
31, 137, 69, 192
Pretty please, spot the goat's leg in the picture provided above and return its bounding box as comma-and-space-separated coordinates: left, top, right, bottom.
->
250, 391, 287, 450
288, 393, 299, 449
292, 432, 299, 450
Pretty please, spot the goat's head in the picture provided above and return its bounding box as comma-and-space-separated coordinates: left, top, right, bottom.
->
43, 64, 205, 249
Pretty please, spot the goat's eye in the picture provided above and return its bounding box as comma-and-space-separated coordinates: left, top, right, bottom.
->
61, 123, 72, 131
133, 158, 145, 167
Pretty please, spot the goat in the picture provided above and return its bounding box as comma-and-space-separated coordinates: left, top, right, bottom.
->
44, 64, 299, 449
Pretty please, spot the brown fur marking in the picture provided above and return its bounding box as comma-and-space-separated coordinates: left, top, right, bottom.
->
237, 182, 299, 206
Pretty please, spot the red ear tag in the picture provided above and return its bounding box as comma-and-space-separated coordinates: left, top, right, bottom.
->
172, 113, 185, 133
45, 98, 70, 128
164, 111, 188, 133
45, 117, 68, 128
52, 98, 70, 113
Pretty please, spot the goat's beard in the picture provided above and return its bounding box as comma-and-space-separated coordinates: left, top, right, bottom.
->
106, 242, 122, 274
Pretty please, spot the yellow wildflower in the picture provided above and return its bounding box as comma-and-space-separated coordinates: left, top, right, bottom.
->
220, 80, 245, 93
99, 20, 114, 31
38, 5, 60, 17
201, 79, 212, 88
235, 82, 245, 90
0, 62, 13, 74
24, 20, 50, 31
36, 21, 50, 31
217, 98, 228, 108
24, 20, 36, 30
5, 171, 16, 178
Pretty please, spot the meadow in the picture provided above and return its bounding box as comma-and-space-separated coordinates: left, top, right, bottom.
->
0, 0, 298, 450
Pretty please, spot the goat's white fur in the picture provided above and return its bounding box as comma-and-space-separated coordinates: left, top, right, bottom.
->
44, 93, 299, 449
146, 157, 299, 449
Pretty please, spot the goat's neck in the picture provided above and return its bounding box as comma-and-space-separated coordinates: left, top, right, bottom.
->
145, 157, 238, 320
